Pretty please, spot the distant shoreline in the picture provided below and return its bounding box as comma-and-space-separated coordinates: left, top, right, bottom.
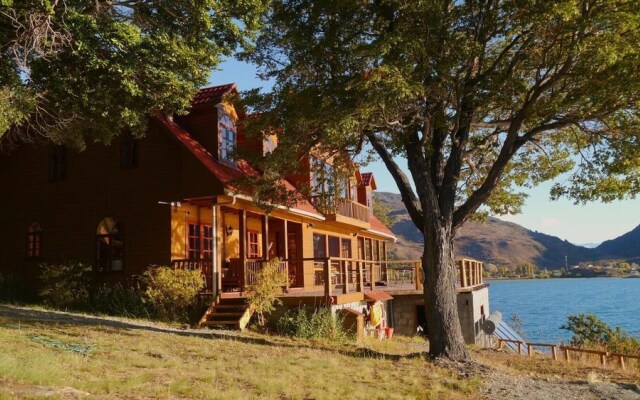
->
486, 275, 640, 281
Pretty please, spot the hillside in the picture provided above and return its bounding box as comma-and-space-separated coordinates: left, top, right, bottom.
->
375, 192, 606, 268
597, 224, 640, 259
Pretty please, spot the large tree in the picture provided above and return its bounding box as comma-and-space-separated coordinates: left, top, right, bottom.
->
241, 0, 640, 359
0, 0, 267, 145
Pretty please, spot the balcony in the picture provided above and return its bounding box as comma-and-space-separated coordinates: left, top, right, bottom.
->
312, 196, 370, 228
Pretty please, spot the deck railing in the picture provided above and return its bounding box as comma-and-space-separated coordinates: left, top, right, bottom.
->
171, 258, 214, 293
173, 257, 483, 297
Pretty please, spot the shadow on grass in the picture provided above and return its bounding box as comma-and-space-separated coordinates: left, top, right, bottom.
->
0, 304, 427, 361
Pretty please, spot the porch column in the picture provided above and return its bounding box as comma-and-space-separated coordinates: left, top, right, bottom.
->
261, 214, 269, 260
211, 203, 219, 296
239, 209, 246, 288
283, 220, 289, 289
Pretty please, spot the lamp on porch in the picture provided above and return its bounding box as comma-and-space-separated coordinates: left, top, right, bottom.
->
226, 225, 234, 237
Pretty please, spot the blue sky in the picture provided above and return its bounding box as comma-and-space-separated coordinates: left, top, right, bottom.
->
209, 57, 640, 245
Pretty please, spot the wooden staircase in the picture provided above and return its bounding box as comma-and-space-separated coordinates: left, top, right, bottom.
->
198, 296, 253, 331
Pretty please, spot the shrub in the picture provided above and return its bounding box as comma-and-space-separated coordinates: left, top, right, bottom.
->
89, 280, 151, 319
142, 266, 203, 322
39, 261, 93, 308
276, 307, 348, 341
562, 313, 640, 355
245, 258, 287, 326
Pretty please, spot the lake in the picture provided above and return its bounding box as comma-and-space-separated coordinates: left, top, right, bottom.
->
488, 277, 640, 344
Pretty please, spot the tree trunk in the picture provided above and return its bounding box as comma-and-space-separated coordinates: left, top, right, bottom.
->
423, 220, 469, 360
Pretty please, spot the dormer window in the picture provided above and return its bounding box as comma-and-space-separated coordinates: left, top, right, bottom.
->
218, 109, 236, 162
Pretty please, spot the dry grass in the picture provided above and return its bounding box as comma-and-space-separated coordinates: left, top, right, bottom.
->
473, 347, 640, 384
0, 312, 479, 399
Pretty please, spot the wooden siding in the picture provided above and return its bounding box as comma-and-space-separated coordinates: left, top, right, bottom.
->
0, 118, 224, 287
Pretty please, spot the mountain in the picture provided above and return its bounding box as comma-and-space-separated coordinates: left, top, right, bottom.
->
577, 242, 601, 249
597, 225, 640, 259
375, 192, 606, 269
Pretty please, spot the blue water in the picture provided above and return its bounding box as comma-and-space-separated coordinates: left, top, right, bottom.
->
489, 278, 640, 344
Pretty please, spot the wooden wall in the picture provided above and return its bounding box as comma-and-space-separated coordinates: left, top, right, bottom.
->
0, 118, 224, 290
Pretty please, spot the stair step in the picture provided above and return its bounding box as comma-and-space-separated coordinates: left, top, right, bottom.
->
202, 320, 239, 326
208, 313, 243, 319
215, 304, 246, 309
209, 310, 244, 317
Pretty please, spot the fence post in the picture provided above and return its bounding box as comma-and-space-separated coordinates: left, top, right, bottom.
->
551, 345, 558, 361
527, 344, 533, 356
619, 355, 626, 370
600, 353, 607, 367
564, 348, 570, 362
517, 341, 522, 355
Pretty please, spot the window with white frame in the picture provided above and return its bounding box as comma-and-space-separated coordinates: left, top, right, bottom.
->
218, 109, 236, 162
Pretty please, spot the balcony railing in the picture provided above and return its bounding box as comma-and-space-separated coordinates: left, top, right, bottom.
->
311, 196, 370, 223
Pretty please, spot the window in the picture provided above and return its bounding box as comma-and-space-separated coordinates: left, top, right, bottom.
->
373, 240, 380, 261
247, 231, 260, 258
218, 109, 236, 162
263, 135, 277, 156
328, 236, 340, 258
188, 223, 213, 259
96, 218, 124, 271
49, 145, 68, 181
341, 238, 352, 259
26, 223, 42, 259
310, 157, 336, 207
313, 233, 327, 258
120, 133, 139, 169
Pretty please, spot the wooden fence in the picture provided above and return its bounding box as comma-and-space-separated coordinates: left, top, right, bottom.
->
497, 338, 640, 370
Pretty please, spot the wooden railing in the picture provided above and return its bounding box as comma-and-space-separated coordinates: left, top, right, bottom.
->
334, 198, 370, 223
310, 196, 370, 223
171, 258, 214, 293
497, 339, 640, 370
456, 258, 484, 288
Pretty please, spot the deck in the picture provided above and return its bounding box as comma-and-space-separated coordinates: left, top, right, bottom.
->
174, 257, 486, 304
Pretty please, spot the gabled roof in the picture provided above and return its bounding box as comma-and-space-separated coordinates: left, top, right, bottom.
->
360, 172, 377, 190
155, 111, 320, 216
191, 83, 237, 107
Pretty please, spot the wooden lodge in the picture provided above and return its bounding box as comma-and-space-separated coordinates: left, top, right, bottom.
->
0, 83, 489, 341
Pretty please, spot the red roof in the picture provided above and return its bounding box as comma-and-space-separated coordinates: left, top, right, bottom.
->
360, 172, 376, 189
364, 291, 393, 302
191, 83, 237, 107
155, 112, 320, 216
369, 214, 395, 238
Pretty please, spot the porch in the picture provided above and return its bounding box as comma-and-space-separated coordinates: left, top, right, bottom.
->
171, 257, 486, 301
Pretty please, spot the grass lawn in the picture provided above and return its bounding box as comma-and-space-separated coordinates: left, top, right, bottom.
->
0, 308, 479, 399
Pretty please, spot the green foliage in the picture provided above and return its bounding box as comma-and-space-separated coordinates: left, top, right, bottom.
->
562, 314, 640, 354
372, 197, 393, 228
38, 262, 93, 309
142, 266, 203, 322
0, 0, 268, 144
276, 307, 348, 342
618, 262, 631, 270
245, 258, 287, 326
89, 281, 151, 319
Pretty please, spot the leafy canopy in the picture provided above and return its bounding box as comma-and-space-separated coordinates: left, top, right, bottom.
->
241, 0, 640, 231
0, 0, 268, 147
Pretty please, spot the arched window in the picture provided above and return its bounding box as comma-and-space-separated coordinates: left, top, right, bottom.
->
96, 218, 124, 271
26, 223, 42, 259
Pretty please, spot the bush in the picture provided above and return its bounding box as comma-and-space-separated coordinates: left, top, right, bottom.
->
142, 266, 203, 322
245, 258, 287, 326
39, 262, 93, 308
276, 307, 348, 341
562, 313, 640, 355
89, 280, 151, 319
